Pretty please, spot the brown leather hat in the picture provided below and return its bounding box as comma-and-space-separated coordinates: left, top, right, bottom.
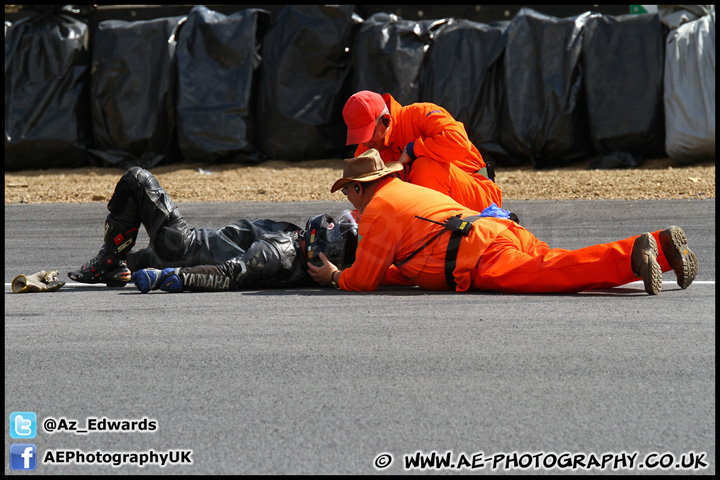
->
331, 149, 403, 193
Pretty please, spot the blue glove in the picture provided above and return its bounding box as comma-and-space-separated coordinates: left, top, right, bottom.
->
480, 202, 512, 220
132, 268, 183, 293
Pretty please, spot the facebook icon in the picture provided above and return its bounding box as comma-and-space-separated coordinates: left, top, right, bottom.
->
10, 444, 37, 470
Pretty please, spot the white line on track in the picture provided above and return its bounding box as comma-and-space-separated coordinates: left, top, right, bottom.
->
5, 280, 717, 289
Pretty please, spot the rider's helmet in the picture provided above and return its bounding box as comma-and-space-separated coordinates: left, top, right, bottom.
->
305, 210, 359, 269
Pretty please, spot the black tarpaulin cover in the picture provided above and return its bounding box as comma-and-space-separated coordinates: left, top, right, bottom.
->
255, 5, 360, 161
175, 6, 270, 164
5, 7, 92, 170
352, 12, 447, 106
500, 8, 594, 168
89, 15, 185, 169
583, 13, 666, 168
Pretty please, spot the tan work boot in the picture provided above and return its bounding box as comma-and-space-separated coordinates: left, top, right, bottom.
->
658, 226, 698, 289
631, 232, 662, 295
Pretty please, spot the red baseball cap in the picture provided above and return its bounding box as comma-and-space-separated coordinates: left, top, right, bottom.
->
342, 91, 386, 145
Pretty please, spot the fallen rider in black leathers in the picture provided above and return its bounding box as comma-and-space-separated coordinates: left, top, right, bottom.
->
68, 167, 358, 293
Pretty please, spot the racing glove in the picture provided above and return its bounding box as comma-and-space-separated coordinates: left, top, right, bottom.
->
12, 270, 65, 293
132, 268, 183, 293
480, 202, 513, 220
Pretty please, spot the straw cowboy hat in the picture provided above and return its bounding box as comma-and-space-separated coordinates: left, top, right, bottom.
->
331, 149, 403, 193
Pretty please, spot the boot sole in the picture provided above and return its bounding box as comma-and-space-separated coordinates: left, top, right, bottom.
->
631, 233, 662, 295
659, 226, 698, 289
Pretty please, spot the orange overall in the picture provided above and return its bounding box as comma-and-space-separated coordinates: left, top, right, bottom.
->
338, 178, 673, 293
354, 93, 503, 211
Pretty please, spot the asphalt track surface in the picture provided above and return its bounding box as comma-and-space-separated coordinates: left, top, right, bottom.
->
5, 199, 715, 475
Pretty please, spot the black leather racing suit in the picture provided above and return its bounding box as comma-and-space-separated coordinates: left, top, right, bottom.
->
109, 167, 314, 291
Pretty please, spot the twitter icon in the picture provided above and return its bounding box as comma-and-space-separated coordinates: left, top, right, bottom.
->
10, 412, 37, 439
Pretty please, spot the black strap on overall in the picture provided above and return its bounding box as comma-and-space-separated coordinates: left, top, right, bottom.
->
443, 215, 482, 290
395, 214, 482, 290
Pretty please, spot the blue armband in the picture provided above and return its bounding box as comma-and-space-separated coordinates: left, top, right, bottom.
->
405, 141, 417, 160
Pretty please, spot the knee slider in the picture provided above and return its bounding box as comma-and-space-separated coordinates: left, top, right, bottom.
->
134, 167, 162, 191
